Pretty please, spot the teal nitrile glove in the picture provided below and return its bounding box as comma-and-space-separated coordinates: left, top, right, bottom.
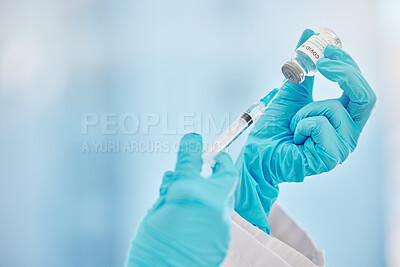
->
234, 31, 376, 234
126, 133, 238, 267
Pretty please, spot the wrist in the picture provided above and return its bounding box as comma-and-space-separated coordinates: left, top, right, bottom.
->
233, 149, 279, 234
128, 218, 197, 267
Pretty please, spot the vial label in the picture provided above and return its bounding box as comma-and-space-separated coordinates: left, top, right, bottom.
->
297, 32, 338, 64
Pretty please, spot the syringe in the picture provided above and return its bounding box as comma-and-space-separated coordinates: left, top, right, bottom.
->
202, 87, 280, 167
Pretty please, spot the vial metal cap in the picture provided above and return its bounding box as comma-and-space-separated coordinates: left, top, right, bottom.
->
281, 61, 305, 85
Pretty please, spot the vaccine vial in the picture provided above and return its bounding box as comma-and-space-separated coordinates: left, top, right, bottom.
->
282, 28, 342, 85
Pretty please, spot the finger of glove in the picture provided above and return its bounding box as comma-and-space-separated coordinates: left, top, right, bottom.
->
255, 75, 314, 135
269, 29, 316, 112
324, 45, 360, 71
281, 29, 316, 100
317, 58, 376, 130
159, 171, 175, 195
295, 29, 315, 49
211, 152, 238, 195
175, 133, 203, 175
277, 76, 314, 105
290, 99, 361, 151
253, 86, 312, 138
292, 29, 316, 92
323, 46, 364, 110
294, 116, 350, 166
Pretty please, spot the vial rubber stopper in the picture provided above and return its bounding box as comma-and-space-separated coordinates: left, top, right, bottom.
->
281, 61, 305, 85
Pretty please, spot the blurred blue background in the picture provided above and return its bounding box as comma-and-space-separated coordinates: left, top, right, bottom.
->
0, 0, 399, 266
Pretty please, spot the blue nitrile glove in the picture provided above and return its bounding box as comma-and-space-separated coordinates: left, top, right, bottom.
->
234, 30, 376, 234
126, 133, 238, 267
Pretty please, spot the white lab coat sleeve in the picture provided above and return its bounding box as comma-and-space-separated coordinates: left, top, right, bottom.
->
221, 204, 325, 267
269, 204, 325, 265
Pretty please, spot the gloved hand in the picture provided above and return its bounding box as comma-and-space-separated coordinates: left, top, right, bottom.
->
234, 29, 376, 233
126, 133, 238, 267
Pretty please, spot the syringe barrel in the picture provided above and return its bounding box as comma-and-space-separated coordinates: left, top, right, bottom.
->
202, 101, 266, 166
245, 101, 266, 123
